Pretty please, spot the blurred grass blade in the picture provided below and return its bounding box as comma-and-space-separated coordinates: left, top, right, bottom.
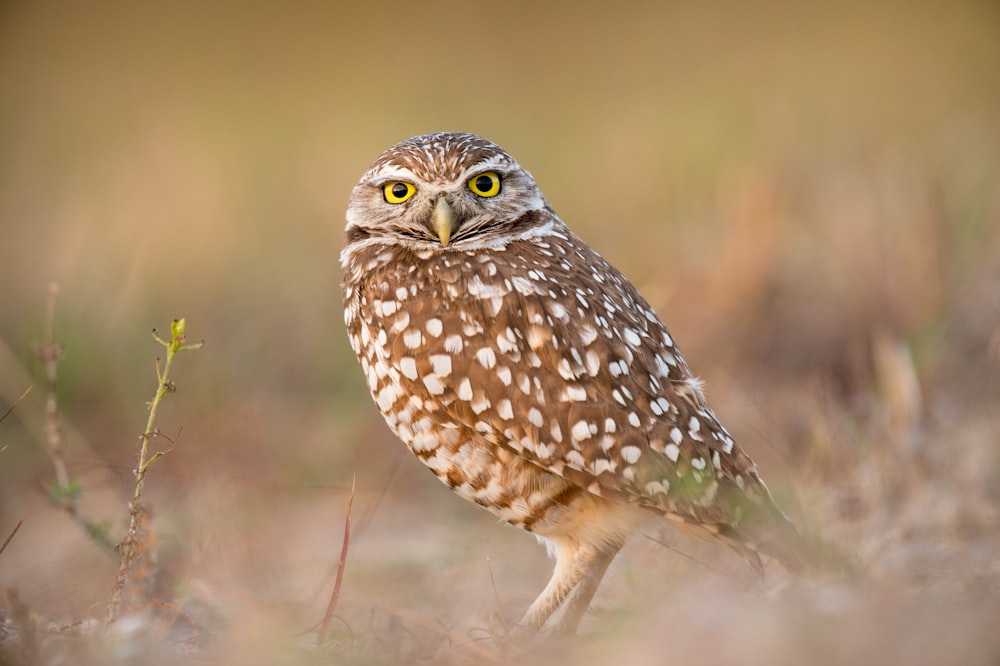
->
1, 518, 25, 557
0, 386, 32, 426
318, 475, 355, 645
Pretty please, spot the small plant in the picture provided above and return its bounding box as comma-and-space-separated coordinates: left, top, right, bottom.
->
28, 284, 113, 549
107, 318, 202, 622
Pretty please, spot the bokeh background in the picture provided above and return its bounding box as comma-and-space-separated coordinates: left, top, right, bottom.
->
1, 1, 998, 663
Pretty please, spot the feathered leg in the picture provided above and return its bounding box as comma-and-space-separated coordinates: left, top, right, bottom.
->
518, 537, 624, 634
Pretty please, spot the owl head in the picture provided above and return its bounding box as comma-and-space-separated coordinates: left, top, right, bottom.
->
344, 132, 553, 253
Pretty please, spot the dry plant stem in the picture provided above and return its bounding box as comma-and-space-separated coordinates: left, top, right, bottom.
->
0, 518, 24, 557
0, 386, 32, 426
486, 558, 511, 637
39, 283, 70, 492
646, 535, 729, 580
107, 319, 201, 623
34, 285, 104, 542
25, 286, 118, 551
318, 476, 355, 645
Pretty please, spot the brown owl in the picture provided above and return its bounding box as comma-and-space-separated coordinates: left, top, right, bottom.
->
341, 132, 804, 635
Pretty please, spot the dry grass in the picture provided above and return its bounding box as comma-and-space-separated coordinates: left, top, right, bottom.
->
1, 0, 999, 664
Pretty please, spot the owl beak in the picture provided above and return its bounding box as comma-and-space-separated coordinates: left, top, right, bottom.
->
431, 196, 457, 247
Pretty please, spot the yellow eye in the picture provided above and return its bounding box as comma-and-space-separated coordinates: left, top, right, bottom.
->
383, 181, 416, 204
468, 171, 501, 197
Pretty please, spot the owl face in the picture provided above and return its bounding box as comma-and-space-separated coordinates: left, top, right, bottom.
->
345, 132, 552, 253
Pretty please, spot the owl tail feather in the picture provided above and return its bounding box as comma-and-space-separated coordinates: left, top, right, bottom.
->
720, 494, 852, 576
663, 507, 805, 575
720, 509, 809, 575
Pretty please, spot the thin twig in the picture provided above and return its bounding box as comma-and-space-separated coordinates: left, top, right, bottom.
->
318, 475, 355, 645
40, 282, 72, 488
0, 518, 24, 557
0, 386, 32, 426
355, 460, 397, 538
485, 557, 510, 637
644, 534, 731, 580
150, 600, 200, 653
38, 282, 70, 491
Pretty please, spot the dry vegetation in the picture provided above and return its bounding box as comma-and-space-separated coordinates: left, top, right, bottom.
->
1, 1, 998, 664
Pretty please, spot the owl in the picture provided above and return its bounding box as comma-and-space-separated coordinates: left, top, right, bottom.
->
341, 132, 804, 635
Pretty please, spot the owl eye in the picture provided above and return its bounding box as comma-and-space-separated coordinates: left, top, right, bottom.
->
468, 171, 502, 198
383, 181, 416, 204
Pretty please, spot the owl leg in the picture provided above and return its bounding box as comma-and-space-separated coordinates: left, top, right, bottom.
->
548, 543, 621, 635
518, 538, 623, 635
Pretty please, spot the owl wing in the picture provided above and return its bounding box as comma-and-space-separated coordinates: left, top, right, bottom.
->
431, 230, 794, 552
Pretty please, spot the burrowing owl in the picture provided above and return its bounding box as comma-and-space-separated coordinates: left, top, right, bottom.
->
341, 132, 803, 635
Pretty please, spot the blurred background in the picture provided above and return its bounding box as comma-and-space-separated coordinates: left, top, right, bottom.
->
1, 1, 998, 663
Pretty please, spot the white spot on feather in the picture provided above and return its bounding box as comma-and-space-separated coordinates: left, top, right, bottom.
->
421, 374, 445, 395
377, 383, 402, 411
444, 335, 464, 353
644, 480, 670, 495
621, 445, 642, 464
528, 408, 544, 428
429, 354, 452, 377
399, 357, 418, 380
476, 347, 497, 369
425, 318, 443, 337
496, 330, 518, 354
571, 421, 592, 441
566, 450, 586, 468
593, 458, 614, 475
498, 399, 514, 420
403, 329, 423, 349
547, 301, 568, 320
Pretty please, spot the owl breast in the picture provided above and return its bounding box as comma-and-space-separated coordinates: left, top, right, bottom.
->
343, 240, 587, 530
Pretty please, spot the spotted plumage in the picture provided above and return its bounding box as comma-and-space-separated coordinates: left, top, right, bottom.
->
341, 132, 804, 634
